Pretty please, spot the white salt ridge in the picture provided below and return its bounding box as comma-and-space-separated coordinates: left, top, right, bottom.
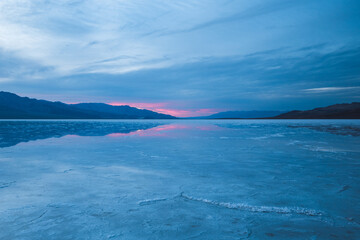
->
179, 193, 324, 217
138, 198, 168, 206
249, 133, 284, 140
138, 192, 324, 217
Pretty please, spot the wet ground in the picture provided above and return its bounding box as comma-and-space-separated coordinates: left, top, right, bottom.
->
0, 120, 359, 239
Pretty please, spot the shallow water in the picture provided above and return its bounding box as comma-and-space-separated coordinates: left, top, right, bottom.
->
0, 120, 359, 239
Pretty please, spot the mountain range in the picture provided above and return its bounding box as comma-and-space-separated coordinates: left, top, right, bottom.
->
0, 91, 359, 119
0, 91, 175, 119
203, 111, 285, 119
205, 103, 360, 119
271, 102, 360, 119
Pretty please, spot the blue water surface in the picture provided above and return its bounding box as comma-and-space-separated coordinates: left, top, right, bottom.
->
0, 120, 359, 239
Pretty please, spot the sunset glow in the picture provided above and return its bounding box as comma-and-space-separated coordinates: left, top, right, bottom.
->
1, 0, 359, 238
108, 102, 221, 117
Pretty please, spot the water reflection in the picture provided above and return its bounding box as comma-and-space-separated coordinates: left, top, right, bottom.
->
106, 124, 191, 137
215, 121, 360, 137
1, 120, 359, 239
0, 121, 226, 148
0, 120, 165, 148
287, 124, 360, 136
107, 123, 224, 138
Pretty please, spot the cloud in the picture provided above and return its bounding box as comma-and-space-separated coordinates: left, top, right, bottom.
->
1, 0, 357, 78
303, 87, 360, 93
153, 108, 221, 117
108, 102, 222, 117
155, 0, 302, 36
3, 44, 359, 113
0, 77, 11, 83
0, 0, 359, 114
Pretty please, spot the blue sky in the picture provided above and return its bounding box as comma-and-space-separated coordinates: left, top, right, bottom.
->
0, 0, 359, 116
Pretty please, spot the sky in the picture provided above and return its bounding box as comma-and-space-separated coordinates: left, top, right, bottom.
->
0, 0, 359, 117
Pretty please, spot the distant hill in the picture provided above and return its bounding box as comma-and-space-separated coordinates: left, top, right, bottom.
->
2, 91, 358, 119
71, 103, 172, 119
205, 111, 285, 119
272, 102, 360, 119
0, 91, 176, 119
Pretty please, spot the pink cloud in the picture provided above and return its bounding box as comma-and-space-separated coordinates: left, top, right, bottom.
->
108, 102, 167, 109
108, 102, 222, 117
154, 108, 219, 117
23, 93, 223, 117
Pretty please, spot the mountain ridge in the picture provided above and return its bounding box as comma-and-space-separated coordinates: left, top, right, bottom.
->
0, 91, 176, 119
202, 110, 285, 119
1, 91, 359, 119
271, 102, 360, 119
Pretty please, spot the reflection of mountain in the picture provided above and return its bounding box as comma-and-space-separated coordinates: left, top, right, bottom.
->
0, 121, 164, 148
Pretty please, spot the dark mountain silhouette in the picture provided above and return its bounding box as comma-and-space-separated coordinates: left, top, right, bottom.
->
205, 111, 285, 119
0, 91, 175, 119
72, 103, 172, 119
272, 102, 360, 119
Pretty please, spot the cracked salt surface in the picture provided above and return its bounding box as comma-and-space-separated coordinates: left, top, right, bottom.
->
0, 119, 359, 239
138, 192, 325, 217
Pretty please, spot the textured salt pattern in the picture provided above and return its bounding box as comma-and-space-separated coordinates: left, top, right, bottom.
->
288, 125, 360, 136
138, 198, 168, 206
0, 120, 359, 239
138, 192, 324, 217
179, 193, 324, 216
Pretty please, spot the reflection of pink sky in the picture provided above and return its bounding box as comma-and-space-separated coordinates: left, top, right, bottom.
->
108, 102, 221, 117
107, 130, 161, 137
107, 124, 222, 138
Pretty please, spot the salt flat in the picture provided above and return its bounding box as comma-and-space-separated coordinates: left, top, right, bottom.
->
0, 120, 359, 239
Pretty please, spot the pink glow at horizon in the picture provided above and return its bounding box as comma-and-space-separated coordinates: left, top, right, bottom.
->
108, 102, 167, 109
22, 93, 222, 117
108, 102, 221, 117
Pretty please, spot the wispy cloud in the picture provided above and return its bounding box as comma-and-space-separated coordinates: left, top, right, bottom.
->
0, 0, 359, 114
0, 77, 11, 83
1, 0, 352, 78
155, 0, 301, 36
303, 87, 360, 93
